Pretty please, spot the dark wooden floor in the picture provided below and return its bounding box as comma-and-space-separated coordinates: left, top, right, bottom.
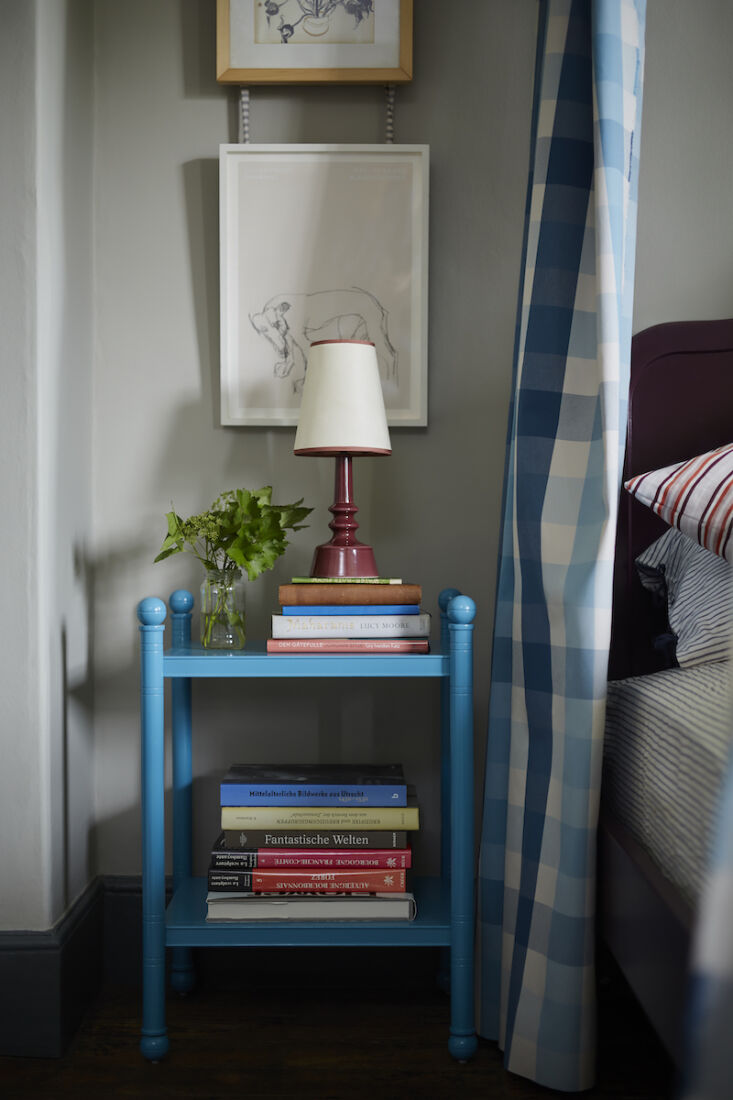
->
0, 949, 675, 1099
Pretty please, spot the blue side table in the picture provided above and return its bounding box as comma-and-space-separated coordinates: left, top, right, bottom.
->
137, 587, 477, 1062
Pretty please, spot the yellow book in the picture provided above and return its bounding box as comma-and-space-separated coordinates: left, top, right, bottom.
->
220, 800, 420, 832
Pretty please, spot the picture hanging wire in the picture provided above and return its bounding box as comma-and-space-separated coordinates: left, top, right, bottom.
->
237, 84, 396, 144
385, 83, 396, 143
239, 87, 251, 143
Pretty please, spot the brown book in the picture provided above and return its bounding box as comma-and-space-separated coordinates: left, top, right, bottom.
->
278, 582, 422, 606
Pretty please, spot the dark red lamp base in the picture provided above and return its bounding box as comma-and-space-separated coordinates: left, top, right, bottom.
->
310, 541, 378, 580
310, 454, 379, 578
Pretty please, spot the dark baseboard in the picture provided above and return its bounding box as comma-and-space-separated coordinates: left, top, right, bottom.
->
1, 875, 442, 1058
101, 874, 171, 986
0, 878, 104, 1058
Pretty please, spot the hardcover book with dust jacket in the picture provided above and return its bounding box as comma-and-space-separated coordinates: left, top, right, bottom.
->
220, 763, 407, 807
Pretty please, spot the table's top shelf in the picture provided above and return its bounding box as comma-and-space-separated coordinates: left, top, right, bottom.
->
163, 641, 450, 678
139, 588, 475, 679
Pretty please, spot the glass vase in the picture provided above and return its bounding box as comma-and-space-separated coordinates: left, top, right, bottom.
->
200, 569, 245, 650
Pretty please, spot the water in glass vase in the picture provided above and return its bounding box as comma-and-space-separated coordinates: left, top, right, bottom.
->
200, 569, 245, 649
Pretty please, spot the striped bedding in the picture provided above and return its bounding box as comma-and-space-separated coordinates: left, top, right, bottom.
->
636, 528, 733, 668
603, 662, 732, 906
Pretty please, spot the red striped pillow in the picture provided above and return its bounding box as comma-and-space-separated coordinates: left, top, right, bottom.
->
625, 442, 733, 563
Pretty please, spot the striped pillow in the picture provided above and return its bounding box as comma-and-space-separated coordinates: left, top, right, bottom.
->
625, 442, 733, 562
636, 527, 732, 667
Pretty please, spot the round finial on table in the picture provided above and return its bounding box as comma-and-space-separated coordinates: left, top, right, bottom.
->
439, 587, 462, 612
170, 589, 194, 614
137, 597, 167, 626
447, 595, 476, 624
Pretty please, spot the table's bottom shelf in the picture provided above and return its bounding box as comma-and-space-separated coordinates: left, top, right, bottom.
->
166, 875, 451, 947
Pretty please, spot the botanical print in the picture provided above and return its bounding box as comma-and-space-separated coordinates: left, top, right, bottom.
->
249, 287, 397, 393
255, 0, 375, 45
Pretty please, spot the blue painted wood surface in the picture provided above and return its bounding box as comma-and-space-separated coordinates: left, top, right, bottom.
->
137, 597, 169, 1062
169, 590, 195, 996
162, 645, 449, 678
447, 595, 479, 1062
166, 875, 451, 947
137, 586, 476, 1061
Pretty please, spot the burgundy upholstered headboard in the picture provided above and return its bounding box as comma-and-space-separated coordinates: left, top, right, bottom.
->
608, 318, 733, 681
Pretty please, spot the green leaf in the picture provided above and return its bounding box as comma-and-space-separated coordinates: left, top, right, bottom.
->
154, 486, 312, 577
165, 511, 183, 537
153, 546, 178, 563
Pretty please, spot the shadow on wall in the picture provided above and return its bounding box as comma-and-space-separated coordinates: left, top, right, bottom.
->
59, 542, 96, 913
182, 157, 220, 431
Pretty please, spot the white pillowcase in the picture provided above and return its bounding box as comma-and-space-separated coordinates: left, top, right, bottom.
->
636, 527, 733, 668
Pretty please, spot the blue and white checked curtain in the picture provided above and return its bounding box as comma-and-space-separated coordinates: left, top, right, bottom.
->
477, 0, 646, 1091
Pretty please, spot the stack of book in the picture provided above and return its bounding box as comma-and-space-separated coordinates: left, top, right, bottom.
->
206, 764, 419, 921
267, 577, 429, 654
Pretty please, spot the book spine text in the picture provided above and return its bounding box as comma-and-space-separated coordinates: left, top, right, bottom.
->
219, 783, 407, 807
211, 848, 412, 870
207, 869, 408, 892
221, 829, 408, 849
271, 613, 430, 638
221, 805, 419, 830
266, 639, 429, 654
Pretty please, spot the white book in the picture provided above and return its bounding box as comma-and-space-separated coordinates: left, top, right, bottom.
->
271, 613, 431, 638
205, 891, 417, 921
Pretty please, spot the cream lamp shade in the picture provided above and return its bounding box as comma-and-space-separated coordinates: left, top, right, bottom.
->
293, 340, 391, 455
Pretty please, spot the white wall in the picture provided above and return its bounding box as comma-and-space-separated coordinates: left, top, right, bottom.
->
0, 0, 47, 929
36, 0, 95, 923
0, 0, 94, 930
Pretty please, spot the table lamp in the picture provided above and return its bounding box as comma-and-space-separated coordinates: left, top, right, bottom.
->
294, 339, 391, 578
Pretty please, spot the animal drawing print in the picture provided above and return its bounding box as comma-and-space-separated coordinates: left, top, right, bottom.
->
249, 287, 398, 393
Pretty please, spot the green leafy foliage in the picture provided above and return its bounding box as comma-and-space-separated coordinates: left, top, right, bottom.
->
154, 487, 312, 582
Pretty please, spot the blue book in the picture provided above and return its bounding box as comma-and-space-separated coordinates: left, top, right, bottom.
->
220, 763, 407, 807
280, 604, 420, 616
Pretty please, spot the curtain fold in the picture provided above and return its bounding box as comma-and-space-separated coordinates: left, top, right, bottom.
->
476, 0, 646, 1090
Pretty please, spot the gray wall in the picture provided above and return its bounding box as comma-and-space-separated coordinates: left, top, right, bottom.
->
633, 0, 733, 331
2, 0, 732, 928
90, 0, 537, 880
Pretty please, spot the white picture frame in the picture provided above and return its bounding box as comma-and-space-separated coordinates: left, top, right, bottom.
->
219, 144, 429, 427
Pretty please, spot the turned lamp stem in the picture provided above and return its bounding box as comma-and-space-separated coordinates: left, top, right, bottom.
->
310, 454, 378, 579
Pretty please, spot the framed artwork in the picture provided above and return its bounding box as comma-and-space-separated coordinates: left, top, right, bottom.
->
216, 0, 413, 84
219, 144, 429, 427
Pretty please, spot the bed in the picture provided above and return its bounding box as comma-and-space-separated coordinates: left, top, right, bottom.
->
601, 318, 733, 1064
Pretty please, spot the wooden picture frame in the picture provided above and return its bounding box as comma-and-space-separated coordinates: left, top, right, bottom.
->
219, 143, 429, 427
216, 0, 413, 84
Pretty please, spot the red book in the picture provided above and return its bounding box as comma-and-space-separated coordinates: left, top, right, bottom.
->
207, 868, 408, 893
266, 638, 429, 654
211, 848, 412, 870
